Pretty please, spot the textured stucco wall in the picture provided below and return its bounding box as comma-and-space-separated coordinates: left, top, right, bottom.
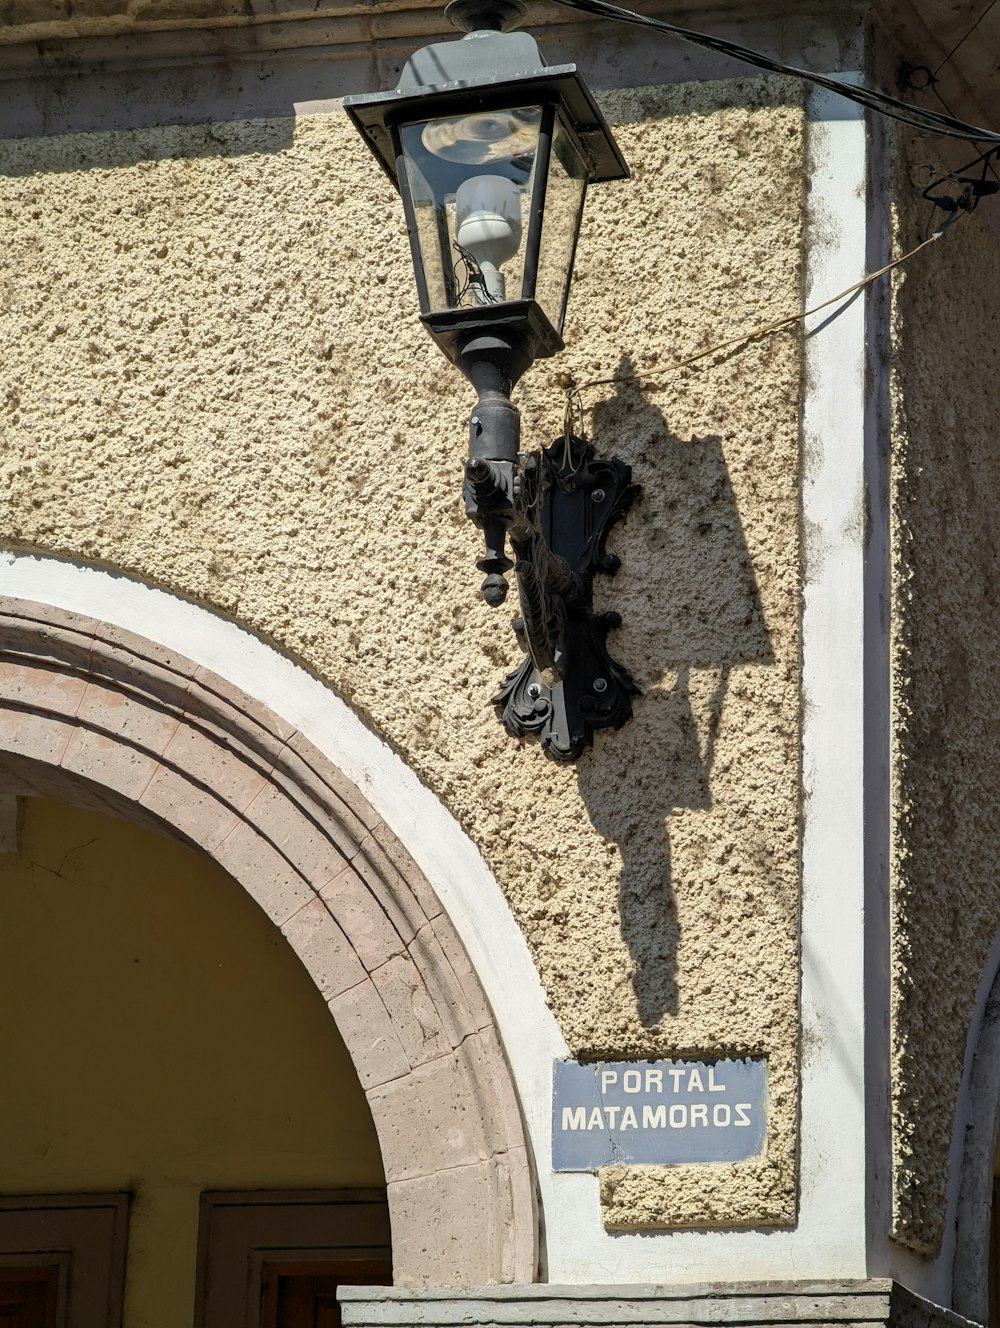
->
0, 77, 804, 1228
889, 133, 1000, 1254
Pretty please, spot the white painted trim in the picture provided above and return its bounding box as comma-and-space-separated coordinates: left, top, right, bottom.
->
793, 81, 870, 1279
0, 78, 875, 1292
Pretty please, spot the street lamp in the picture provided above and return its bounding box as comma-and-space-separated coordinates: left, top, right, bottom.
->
344, 1, 639, 761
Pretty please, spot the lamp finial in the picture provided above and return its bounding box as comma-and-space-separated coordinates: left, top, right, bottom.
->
443, 0, 526, 31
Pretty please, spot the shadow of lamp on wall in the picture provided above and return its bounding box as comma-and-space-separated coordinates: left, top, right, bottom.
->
343, 0, 638, 762
578, 375, 774, 1025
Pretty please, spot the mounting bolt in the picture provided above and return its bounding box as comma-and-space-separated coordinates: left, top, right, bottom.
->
593, 677, 608, 693
528, 682, 542, 699
591, 488, 606, 503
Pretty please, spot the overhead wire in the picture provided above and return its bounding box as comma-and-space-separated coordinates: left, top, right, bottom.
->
901, 0, 1000, 185
921, 77, 1000, 182
932, 0, 1000, 77
545, 0, 996, 437
546, 0, 1000, 144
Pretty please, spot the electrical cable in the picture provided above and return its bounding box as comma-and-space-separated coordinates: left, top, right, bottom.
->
900, 63, 1000, 186
900, 72, 1000, 187
923, 79, 1000, 183
546, 0, 1000, 144
933, 0, 999, 77
921, 144, 1000, 211
559, 210, 966, 440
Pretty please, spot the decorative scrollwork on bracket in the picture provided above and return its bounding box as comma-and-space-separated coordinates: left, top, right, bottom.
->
491, 434, 640, 762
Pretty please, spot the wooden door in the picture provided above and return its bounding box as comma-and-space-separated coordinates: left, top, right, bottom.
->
0, 1266, 59, 1328
0, 1197, 127, 1328
259, 1258, 389, 1328
196, 1190, 391, 1328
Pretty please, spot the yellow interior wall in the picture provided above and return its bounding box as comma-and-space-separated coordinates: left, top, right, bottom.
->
0, 797, 385, 1327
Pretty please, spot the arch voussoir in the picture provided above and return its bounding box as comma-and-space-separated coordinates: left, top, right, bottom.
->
280, 895, 369, 1002
319, 862, 410, 972
352, 830, 438, 944
328, 977, 414, 1091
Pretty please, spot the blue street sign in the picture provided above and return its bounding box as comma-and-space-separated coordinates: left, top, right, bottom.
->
551, 1057, 767, 1170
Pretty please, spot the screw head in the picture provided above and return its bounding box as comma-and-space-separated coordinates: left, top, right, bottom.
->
527, 683, 542, 699
591, 488, 606, 503
593, 677, 608, 693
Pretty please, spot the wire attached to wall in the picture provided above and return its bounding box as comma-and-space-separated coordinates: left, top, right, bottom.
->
902, 70, 1000, 187
547, 0, 1000, 145
922, 145, 1000, 213
559, 211, 967, 442
544, 0, 996, 436
900, 0, 1000, 185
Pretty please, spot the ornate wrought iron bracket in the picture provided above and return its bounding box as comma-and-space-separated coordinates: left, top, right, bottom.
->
465, 430, 640, 762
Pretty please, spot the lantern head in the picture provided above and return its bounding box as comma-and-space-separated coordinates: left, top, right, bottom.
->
344, 20, 628, 376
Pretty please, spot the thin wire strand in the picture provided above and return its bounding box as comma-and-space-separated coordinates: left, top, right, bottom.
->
902, 66, 1000, 185
929, 82, 1000, 185
933, 0, 1000, 76
547, 0, 1000, 144
560, 212, 965, 431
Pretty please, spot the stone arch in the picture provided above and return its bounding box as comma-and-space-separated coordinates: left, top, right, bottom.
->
0, 597, 536, 1287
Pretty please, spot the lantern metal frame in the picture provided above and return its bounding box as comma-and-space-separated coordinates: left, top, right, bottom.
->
344, 21, 627, 368
397, 99, 565, 364
344, 9, 641, 762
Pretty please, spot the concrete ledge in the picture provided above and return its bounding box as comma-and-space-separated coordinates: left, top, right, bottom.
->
0, 3, 855, 140
337, 1283, 982, 1328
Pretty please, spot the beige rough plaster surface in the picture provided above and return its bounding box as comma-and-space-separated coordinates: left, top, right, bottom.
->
889, 132, 1000, 1255
0, 77, 803, 1228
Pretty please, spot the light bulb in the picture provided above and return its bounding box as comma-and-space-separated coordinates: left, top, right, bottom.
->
421, 109, 539, 166
455, 174, 522, 303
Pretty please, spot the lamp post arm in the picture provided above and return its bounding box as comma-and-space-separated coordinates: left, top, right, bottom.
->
461, 367, 585, 684
493, 433, 641, 762
456, 337, 639, 761
460, 334, 528, 606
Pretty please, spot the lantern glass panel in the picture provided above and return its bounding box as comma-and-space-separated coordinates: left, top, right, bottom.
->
532, 114, 588, 335
398, 107, 543, 315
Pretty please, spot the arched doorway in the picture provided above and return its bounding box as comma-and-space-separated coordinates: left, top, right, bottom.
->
0, 795, 391, 1325
0, 598, 536, 1296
